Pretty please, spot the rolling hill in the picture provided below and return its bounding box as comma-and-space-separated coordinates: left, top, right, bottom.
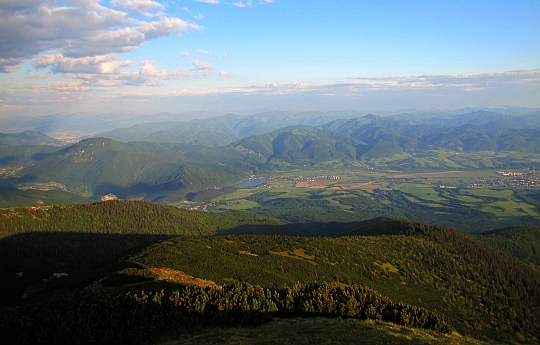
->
17, 138, 248, 201
0, 131, 63, 146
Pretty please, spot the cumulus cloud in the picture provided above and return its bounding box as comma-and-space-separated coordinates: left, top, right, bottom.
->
30, 54, 192, 87
180, 51, 190, 57
71, 60, 191, 87
139, 17, 201, 40
0, 58, 24, 73
198, 49, 212, 55
33, 54, 133, 74
0, 0, 200, 71
191, 60, 212, 75
139, 60, 189, 80
110, 0, 165, 16
219, 71, 229, 77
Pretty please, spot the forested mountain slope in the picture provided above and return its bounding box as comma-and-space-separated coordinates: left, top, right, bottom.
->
476, 226, 540, 269
0, 200, 292, 272
18, 138, 247, 201
1, 202, 538, 344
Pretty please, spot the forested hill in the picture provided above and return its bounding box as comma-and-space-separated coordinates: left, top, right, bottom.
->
93, 220, 540, 343
0, 130, 62, 146
475, 226, 540, 269
18, 138, 247, 202
1, 201, 540, 343
0, 200, 293, 271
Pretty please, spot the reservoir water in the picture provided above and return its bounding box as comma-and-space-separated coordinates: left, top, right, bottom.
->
236, 179, 267, 188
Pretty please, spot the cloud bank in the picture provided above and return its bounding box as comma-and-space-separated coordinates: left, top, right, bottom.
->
0, 0, 200, 72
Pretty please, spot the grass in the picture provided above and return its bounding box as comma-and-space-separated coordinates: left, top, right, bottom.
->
214, 189, 257, 201
482, 200, 537, 217
450, 195, 483, 204
465, 189, 513, 198
156, 318, 489, 345
375, 262, 399, 274
195, 166, 540, 231
216, 199, 261, 211
401, 187, 446, 203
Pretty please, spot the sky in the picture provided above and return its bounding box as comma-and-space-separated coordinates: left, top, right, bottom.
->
0, 0, 539, 117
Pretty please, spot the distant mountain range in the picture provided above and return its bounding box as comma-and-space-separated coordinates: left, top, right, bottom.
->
99, 110, 540, 148
2, 108, 540, 201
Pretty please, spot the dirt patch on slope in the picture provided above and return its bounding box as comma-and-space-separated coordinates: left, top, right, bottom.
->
149, 268, 218, 288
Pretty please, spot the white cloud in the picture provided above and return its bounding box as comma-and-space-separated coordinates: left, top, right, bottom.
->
195, 0, 220, 4
259, 0, 274, 4
33, 54, 133, 74
191, 60, 213, 70
194, 13, 204, 19
31, 54, 192, 87
181, 51, 190, 57
348, 70, 540, 91
231, 1, 252, 7
0, 0, 200, 71
139, 17, 201, 40
45, 81, 91, 93
191, 60, 212, 76
164, 70, 540, 98
139, 60, 189, 80
110, 0, 165, 16
219, 71, 229, 77
198, 49, 212, 55
4, 69, 539, 116
117, 91, 155, 98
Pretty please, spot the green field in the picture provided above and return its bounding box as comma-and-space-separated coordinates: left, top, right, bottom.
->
204, 168, 540, 233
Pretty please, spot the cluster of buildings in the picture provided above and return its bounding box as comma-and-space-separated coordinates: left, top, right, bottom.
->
293, 174, 340, 182
467, 169, 539, 189
184, 203, 215, 212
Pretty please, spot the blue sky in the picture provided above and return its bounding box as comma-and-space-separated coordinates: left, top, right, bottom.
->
0, 0, 539, 117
